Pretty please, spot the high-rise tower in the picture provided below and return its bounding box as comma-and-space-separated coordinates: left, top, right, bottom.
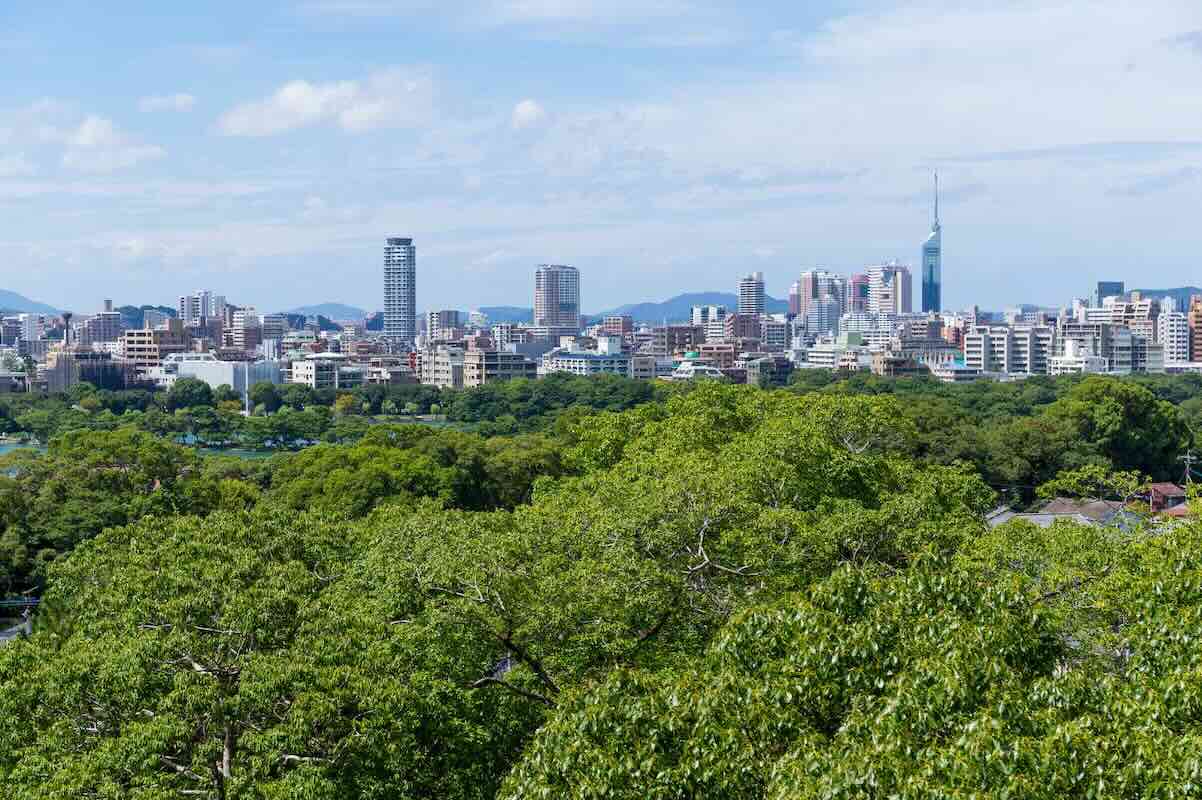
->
738, 272, 766, 317
384, 237, 417, 346
921, 173, 942, 314
534, 264, 581, 330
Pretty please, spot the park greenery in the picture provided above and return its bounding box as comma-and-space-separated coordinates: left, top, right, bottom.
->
2, 375, 1202, 797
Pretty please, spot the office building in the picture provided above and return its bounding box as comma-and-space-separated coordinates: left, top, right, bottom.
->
120, 319, 191, 373
738, 272, 766, 316
867, 263, 913, 315
384, 237, 417, 346
796, 270, 847, 321
290, 353, 363, 390
921, 173, 942, 313
534, 264, 581, 330
1094, 281, 1125, 308
602, 315, 633, 337
463, 349, 538, 387
847, 273, 870, 313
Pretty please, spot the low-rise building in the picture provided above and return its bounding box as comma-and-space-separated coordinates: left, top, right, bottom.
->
463, 349, 537, 386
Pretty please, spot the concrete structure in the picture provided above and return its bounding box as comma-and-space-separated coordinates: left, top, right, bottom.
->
738, 272, 766, 316
426, 309, 463, 341
290, 353, 360, 390
540, 337, 630, 377
867, 263, 912, 315
1094, 281, 1125, 308
384, 237, 417, 346
463, 349, 537, 386
1159, 310, 1191, 364
46, 349, 131, 393
419, 346, 465, 389
120, 319, 190, 373
602, 315, 633, 336
1048, 339, 1108, 375
534, 264, 581, 330
178, 291, 225, 325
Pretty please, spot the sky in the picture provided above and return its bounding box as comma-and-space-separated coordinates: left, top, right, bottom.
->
3, 1, 1202, 315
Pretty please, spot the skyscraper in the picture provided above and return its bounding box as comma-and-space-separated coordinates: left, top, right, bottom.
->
797, 270, 848, 319
867, 262, 913, 315
921, 173, 942, 314
384, 237, 417, 346
1095, 281, 1125, 308
738, 272, 765, 316
534, 264, 581, 330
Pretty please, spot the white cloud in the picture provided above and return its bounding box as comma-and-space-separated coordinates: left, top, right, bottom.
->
138, 93, 196, 113
217, 68, 434, 136
511, 99, 546, 130
0, 153, 35, 177
60, 115, 165, 173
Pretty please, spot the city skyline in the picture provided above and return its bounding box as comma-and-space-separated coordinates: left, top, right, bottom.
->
4, 2, 1202, 312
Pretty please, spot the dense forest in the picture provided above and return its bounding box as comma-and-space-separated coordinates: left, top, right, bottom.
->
2, 375, 1202, 797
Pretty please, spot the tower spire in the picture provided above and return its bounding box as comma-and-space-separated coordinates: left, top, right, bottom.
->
933, 170, 940, 228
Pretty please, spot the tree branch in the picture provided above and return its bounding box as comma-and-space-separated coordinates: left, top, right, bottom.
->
470, 677, 556, 707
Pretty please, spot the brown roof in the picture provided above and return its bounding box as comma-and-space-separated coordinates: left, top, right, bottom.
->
1037, 498, 1124, 523
1148, 483, 1187, 497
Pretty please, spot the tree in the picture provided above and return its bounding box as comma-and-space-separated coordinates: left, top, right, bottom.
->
333, 394, 358, 417
165, 377, 214, 411
248, 381, 282, 415
213, 384, 239, 404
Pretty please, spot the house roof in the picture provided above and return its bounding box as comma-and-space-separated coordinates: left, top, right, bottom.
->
1148, 482, 1187, 497
1037, 498, 1124, 522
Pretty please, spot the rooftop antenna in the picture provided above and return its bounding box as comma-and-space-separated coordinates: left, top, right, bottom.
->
933, 171, 940, 229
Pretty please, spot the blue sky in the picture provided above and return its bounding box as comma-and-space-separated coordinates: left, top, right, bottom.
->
3, 1, 1202, 315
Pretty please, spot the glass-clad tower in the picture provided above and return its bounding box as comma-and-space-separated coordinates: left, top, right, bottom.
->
921, 173, 942, 314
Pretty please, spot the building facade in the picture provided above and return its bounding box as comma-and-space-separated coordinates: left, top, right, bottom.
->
534, 264, 581, 330
921, 173, 942, 313
384, 237, 417, 346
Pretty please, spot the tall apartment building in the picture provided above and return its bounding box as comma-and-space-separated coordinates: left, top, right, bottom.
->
17, 314, 43, 344
120, 319, 191, 373
1158, 310, 1191, 364
534, 264, 581, 330
788, 282, 802, 316
178, 291, 225, 325
81, 300, 124, 345
692, 305, 727, 343
1189, 298, 1202, 361
228, 308, 263, 352
384, 237, 417, 346
921, 173, 942, 313
867, 263, 912, 315
426, 309, 462, 341
963, 325, 1056, 375
847, 273, 870, 313
738, 272, 766, 317
797, 270, 847, 321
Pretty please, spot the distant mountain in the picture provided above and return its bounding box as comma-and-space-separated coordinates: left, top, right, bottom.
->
479, 306, 533, 324
1131, 287, 1202, 311
592, 292, 789, 324
283, 313, 342, 332
285, 303, 367, 320
0, 289, 58, 315
116, 304, 176, 329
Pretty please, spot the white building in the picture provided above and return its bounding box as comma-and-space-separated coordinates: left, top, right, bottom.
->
1048, 339, 1109, 376
539, 336, 630, 377
737, 272, 766, 316
866, 263, 912, 315
384, 237, 417, 346
1158, 311, 1191, 364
